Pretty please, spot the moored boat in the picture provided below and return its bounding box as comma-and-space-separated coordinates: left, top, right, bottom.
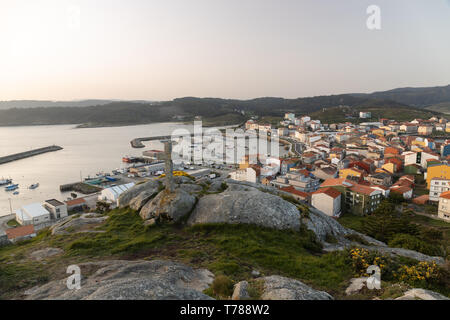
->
5, 184, 19, 191
29, 183, 39, 189
0, 179, 12, 186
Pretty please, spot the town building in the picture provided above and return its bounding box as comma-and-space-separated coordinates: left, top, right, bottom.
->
429, 178, 450, 201
437, 191, 450, 221
43, 199, 68, 220
98, 182, 136, 205
15, 203, 51, 226
311, 187, 341, 217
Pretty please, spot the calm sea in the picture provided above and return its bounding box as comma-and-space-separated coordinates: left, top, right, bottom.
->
0, 123, 195, 217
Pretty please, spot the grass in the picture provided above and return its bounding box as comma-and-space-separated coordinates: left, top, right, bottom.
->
1, 207, 448, 299
6, 219, 20, 227
0, 207, 354, 299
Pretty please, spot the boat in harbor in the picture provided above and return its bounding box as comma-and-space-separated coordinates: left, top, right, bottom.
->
5, 184, 19, 191
29, 183, 39, 189
0, 178, 12, 186
13, 191, 19, 195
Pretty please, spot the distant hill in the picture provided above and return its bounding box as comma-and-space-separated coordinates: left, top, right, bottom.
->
0, 95, 415, 127
0, 99, 153, 110
352, 85, 450, 108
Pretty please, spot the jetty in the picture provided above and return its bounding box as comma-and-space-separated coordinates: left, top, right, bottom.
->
0, 145, 63, 165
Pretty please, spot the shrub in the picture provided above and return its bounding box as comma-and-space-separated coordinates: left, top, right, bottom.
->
388, 233, 444, 257
394, 261, 440, 284
211, 275, 234, 298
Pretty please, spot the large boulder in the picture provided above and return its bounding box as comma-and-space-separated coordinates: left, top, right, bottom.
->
395, 288, 449, 300
50, 213, 108, 235
129, 189, 159, 211
187, 189, 301, 231
259, 275, 333, 300
117, 180, 160, 208
140, 189, 196, 222
24, 260, 214, 300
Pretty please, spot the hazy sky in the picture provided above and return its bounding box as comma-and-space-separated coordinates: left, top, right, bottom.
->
0, 0, 449, 101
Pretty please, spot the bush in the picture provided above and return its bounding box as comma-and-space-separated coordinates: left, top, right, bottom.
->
211, 275, 234, 298
388, 233, 444, 257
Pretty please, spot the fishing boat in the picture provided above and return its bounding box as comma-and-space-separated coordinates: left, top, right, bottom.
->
0, 179, 12, 186
29, 183, 39, 189
13, 191, 19, 195
5, 184, 19, 191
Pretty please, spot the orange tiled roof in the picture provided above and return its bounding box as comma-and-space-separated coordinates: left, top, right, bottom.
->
440, 190, 450, 200
5, 225, 35, 240
280, 186, 310, 198
312, 187, 341, 199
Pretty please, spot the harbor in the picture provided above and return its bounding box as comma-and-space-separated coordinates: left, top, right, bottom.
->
0, 145, 63, 165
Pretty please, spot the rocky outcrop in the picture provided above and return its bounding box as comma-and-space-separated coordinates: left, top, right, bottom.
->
50, 213, 108, 236
25, 260, 214, 300
323, 242, 445, 265
232, 281, 250, 300
140, 189, 196, 222
30, 247, 64, 261
345, 277, 368, 295
259, 275, 333, 300
188, 189, 301, 231
117, 180, 160, 208
129, 189, 159, 211
395, 288, 449, 300
177, 184, 203, 195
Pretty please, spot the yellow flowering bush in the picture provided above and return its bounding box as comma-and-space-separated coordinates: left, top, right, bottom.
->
349, 248, 388, 277
395, 261, 440, 283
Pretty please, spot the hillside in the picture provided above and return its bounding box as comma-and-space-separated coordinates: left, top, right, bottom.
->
310, 105, 441, 124
352, 85, 450, 108
0, 95, 417, 128
0, 178, 448, 300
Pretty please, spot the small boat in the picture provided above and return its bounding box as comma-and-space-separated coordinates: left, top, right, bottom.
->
5, 184, 19, 191
0, 179, 12, 186
13, 191, 19, 195
29, 183, 39, 189
71, 193, 78, 199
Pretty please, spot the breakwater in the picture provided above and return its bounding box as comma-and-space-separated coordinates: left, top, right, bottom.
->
0, 145, 63, 165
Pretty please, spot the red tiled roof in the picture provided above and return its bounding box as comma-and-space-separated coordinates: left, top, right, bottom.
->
280, 186, 310, 198
440, 190, 450, 200
312, 187, 341, 199
320, 178, 354, 188
5, 225, 35, 240
65, 198, 86, 206
350, 184, 377, 196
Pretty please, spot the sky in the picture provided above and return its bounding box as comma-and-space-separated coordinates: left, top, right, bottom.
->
0, 0, 449, 101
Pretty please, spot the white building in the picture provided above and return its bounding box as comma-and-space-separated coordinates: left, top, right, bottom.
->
229, 167, 260, 184
16, 203, 51, 226
43, 199, 68, 220
311, 187, 342, 217
359, 112, 372, 119
98, 182, 136, 204
429, 178, 450, 201
438, 191, 450, 221
284, 113, 296, 122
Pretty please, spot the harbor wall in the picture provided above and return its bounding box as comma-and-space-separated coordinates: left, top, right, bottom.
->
0, 145, 63, 165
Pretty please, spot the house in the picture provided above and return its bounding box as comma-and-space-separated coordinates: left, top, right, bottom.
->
280, 186, 310, 203
429, 178, 450, 201
426, 164, 450, 189
418, 126, 433, 135
367, 172, 393, 187
65, 198, 87, 212
313, 166, 338, 181
98, 182, 136, 205
390, 186, 413, 199
338, 167, 366, 180
43, 199, 68, 220
359, 112, 372, 119
15, 203, 51, 226
5, 225, 36, 243
311, 187, 342, 217
230, 166, 261, 184
437, 191, 450, 221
